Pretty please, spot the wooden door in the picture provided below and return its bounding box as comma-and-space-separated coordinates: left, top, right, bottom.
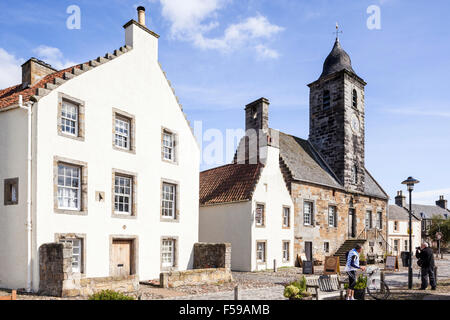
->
348, 209, 356, 238
111, 240, 132, 277
305, 242, 313, 261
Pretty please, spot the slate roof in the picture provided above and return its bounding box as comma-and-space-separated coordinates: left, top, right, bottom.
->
411, 204, 449, 220
277, 131, 388, 199
321, 39, 356, 78
389, 205, 421, 221
200, 163, 263, 206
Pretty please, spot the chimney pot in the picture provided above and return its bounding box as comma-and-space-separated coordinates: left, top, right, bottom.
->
137, 6, 146, 26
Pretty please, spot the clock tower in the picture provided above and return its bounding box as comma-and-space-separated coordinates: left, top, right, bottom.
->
308, 37, 367, 193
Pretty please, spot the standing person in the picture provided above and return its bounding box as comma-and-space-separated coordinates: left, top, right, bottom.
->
416, 242, 436, 290
345, 244, 366, 300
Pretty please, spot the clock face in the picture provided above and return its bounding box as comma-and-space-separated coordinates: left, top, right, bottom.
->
351, 114, 360, 133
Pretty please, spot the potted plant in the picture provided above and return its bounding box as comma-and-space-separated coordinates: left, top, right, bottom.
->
353, 274, 367, 300
359, 252, 367, 266
283, 276, 313, 300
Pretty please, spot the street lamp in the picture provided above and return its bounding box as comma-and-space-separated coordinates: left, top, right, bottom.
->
402, 176, 420, 290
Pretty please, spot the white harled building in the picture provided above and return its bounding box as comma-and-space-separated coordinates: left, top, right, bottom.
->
0, 7, 199, 292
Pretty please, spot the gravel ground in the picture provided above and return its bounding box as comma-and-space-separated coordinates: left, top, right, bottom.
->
2, 255, 449, 300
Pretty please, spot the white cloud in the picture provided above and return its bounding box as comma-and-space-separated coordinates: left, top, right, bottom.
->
0, 48, 23, 88
410, 188, 450, 206
153, 0, 284, 59
32, 45, 76, 70
255, 44, 280, 60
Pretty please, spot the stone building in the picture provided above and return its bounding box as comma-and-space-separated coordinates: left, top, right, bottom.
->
199, 36, 389, 267
388, 193, 422, 256
394, 191, 449, 245
0, 7, 200, 293
199, 129, 295, 271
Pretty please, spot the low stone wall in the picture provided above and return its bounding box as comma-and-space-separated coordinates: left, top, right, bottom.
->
39, 243, 139, 297
160, 268, 232, 288
194, 243, 231, 269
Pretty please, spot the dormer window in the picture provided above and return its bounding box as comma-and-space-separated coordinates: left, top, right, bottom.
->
323, 90, 331, 110
352, 89, 358, 108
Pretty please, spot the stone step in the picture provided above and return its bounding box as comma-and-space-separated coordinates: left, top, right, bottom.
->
45, 83, 58, 90
89, 60, 100, 67
81, 64, 92, 71
36, 88, 51, 96
54, 77, 65, 85
96, 56, 108, 64
72, 67, 83, 76
63, 72, 75, 80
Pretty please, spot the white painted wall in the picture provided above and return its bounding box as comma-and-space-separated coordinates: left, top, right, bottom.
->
199, 145, 294, 272
0, 108, 29, 289
387, 219, 421, 255
251, 146, 294, 271
1, 20, 200, 291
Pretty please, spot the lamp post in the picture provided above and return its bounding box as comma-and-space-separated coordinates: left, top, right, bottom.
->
402, 176, 420, 290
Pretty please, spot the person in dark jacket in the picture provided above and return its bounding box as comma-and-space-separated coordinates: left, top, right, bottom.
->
415, 242, 436, 290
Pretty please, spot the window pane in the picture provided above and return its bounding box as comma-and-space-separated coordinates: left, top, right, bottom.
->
114, 175, 132, 214
57, 164, 81, 210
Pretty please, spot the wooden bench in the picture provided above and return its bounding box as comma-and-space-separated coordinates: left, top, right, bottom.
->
306, 275, 345, 300
0, 290, 17, 301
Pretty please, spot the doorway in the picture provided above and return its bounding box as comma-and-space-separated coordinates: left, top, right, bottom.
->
348, 209, 356, 238
305, 242, 313, 261
111, 239, 133, 277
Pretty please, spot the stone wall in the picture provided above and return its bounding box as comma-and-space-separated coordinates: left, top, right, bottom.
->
39, 243, 139, 297
291, 183, 388, 263
160, 268, 232, 288
193, 243, 231, 269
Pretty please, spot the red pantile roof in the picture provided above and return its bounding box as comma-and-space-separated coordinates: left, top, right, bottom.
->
0, 64, 82, 110
200, 163, 263, 206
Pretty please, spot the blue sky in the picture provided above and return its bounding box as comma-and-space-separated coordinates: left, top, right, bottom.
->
1, 0, 449, 205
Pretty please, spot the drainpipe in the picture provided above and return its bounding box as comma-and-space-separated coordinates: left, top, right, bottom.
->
18, 95, 33, 292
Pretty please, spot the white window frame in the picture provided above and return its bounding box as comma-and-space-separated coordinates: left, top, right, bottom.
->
114, 175, 132, 215
161, 239, 175, 268
377, 211, 383, 229
59, 238, 83, 273
365, 210, 373, 229
256, 242, 266, 263
303, 201, 313, 226
282, 207, 290, 228
57, 164, 81, 211
328, 206, 337, 227
162, 131, 175, 162
404, 240, 408, 251
255, 204, 265, 227
114, 116, 130, 150
61, 100, 79, 136
393, 239, 399, 252
162, 183, 176, 219
283, 241, 290, 262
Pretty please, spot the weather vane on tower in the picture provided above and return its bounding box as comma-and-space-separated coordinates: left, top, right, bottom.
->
334, 22, 343, 40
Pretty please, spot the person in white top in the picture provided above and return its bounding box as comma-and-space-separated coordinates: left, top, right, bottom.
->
345, 244, 366, 300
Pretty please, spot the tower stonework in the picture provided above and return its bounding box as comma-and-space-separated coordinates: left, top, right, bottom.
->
308, 39, 367, 193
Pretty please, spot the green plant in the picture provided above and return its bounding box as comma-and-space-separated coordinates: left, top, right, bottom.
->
354, 275, 367, 290
88, 290, 135, 300
284, 276, 311, 300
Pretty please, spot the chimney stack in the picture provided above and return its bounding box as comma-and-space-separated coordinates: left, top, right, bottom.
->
137, 6, 146, 26
395, 190, 406, 208
21, 58, 57, 88
245, 98, 269, 133
436, 195, 447, 210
